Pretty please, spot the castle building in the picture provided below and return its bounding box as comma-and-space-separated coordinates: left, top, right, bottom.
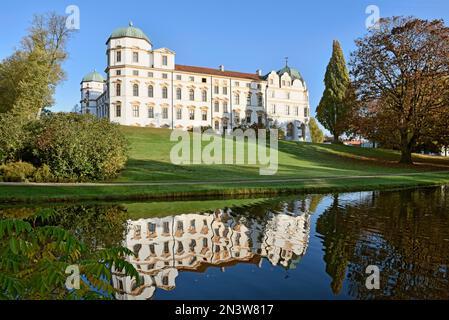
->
81, 23, 311, 141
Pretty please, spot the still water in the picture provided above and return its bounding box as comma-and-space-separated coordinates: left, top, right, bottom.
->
2, 186, 449, 300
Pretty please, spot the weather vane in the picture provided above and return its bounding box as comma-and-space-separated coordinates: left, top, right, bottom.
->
285, 57, 289, 67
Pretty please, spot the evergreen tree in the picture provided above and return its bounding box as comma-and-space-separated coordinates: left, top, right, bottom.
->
317, 40, 351, 143
309, 117, 324, 143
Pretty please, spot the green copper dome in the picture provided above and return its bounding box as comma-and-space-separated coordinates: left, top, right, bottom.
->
110, 22, 151, 43
277, 66, 305, 84
82, 70, 105, 83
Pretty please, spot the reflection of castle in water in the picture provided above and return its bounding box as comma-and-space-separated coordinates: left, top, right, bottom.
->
113, 199, 313, 300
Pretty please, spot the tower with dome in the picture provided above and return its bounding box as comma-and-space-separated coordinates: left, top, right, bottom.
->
81, 22, 311, 141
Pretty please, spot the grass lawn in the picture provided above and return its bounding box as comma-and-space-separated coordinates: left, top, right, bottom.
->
1, 126, 449, 203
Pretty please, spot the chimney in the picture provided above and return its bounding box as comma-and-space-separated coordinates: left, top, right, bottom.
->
219, 65, 225, 72
256, 69, 262, 76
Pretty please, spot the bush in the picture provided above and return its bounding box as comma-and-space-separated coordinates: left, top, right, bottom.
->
0, 161, 35, 182
0, 113, 29, 164
25, 113, 128, 181
33, 164, 53, 182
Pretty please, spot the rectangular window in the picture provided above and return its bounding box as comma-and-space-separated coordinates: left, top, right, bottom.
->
148, 107, 154, 118
246, 83, 251, 88
235, 81, 240, 87
177, 108, 182, 120
148, 72, 154, 77
116, 104, 121, 117
162, 55, 168, 66
116, 70, 121, 76
304, 108, 309, 118
176, 75, 182, 81
202, 111, 207, 121
133, 70, 139, 76
223, 102, 228, 113
133, 105, 139, 117
116, 51, 122, 63
271, 91, 275, 98
162, 108, 168, 119
223, 87, 228, 95
295, 106, 299, 116
189, 109, 195, 120
162, 73, 168, 79
214, 86, 219, 94
271, 104, 276, 114
202, 78, 207, 83
270, 79, 274, 85
189, 76, 195, 82
214, 102, 219, 113
286, 105, 290, 115
258, 95, 263, 107
257, 84, 262, 90
133, 52, 139, 63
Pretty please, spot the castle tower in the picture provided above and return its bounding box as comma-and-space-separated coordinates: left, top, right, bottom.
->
80, 70, 105, 115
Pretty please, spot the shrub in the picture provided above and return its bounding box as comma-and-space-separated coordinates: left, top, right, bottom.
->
26, 113, 128, 181
33, 164, 53, 182
0, 161, 35, 182
0, 113, 29, 164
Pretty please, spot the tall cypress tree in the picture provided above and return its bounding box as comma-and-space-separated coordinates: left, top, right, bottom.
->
316, 40, 351, 143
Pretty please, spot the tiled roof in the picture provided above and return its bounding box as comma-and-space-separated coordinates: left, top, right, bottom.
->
175, 64, 262, 81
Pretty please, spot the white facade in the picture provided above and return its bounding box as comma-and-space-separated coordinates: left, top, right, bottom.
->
81, 23, 311, 141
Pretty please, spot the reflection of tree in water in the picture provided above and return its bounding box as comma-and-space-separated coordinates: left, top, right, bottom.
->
1, 205, 129, 252
316, 187, 449, 299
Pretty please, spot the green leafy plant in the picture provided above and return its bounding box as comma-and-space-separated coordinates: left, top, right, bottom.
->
0, 215, 139, 300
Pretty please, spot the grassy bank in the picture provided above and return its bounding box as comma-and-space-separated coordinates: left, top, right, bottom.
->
1, 126, 449, 203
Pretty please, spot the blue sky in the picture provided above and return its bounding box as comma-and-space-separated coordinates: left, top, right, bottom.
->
0, 0, 448, 115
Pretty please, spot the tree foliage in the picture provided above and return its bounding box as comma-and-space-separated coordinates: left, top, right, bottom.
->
308, 118, 325, 144
349, 17, 449, 163
317, 40, 353, 143
0, 12, 72, 118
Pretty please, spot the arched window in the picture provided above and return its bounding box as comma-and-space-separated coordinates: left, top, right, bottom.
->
223, 101, 228, 113
116, 83, 121, 96
176, 88, 182, 100
162, 87, 168, 99
202, 90, 207, 102
189, 89, 195, 101
148, 106, 154, 118
214, 121, 220, 130
133, 84, 139, 97
287, 123, 294, 138
234, 94, 240, 105
148, 85, 154, 98
115, 102, 121, 117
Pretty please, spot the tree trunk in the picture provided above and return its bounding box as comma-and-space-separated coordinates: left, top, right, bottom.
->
399, 135, 413, 164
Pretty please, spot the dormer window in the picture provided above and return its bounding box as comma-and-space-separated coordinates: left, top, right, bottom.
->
269, 79, 274, 85
162, 55, 168, 66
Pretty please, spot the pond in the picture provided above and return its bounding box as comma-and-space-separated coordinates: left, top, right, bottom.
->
1, 186, 449, 300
